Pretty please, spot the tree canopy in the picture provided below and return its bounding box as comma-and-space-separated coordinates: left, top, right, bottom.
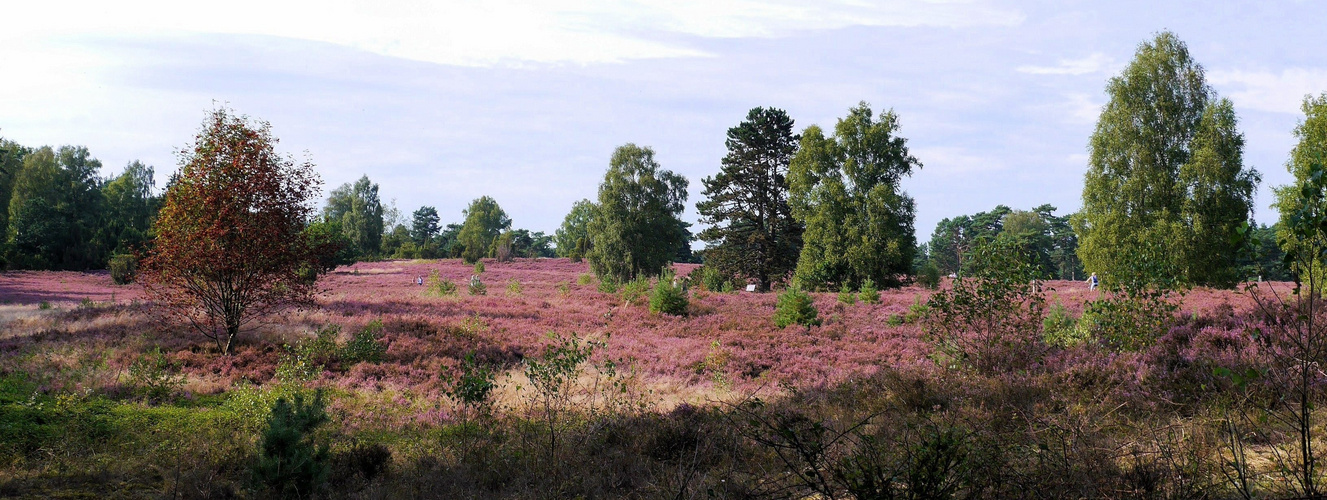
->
140, 108, 330, 355
324, 175, 383, 260
554, 199, 596, 261
1274, 92, 1327, 286
587, 144, 690, 283
696, 107, 803, 291
789, 102, 921, 290
1075, 31, 1259, 288
457, 196, 511, 263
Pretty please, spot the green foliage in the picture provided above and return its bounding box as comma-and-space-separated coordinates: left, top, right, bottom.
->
789, 103, 920, 290
696, 265, 733, 293
774, 286, 821, 329
128, 347, 183, 401
576, 272, 595, 286
468, 275, 487, 296
696, 107, 803, 291
458, 196, 511, 264
596, 275, 619, 294
410, 206, 440, 246
473, 260, 485, 274
555, 199, 596, 261
1041, 302, 1085, 348
837, 283, 857, 305
926, 238, 1046, 374
506, 279, 522, 296
1275, 93, 1327, 286
587, 144, 691, 283
1079, 282, 1178, 351
446, 353, 497, 415
426, 270, 457, 297
929, 204, 1079, 280
252, 391, 331, 497
324, 175, 384, 260
6, 146, 108, 270
649, 271, 689, 316
917, 260, 941, 289
520, 332, 626, 459
619, 276, 651, 305
277, 323, 387, 380
858, 278, 880, 304
109, 254, 137, 285
1076, 32, 1258, 289
340, 320, 387, 365
556, 280, 570, 296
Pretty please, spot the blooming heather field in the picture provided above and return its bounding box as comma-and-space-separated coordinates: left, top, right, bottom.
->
0, 258, 1283, 402
0, 258, 1309, 498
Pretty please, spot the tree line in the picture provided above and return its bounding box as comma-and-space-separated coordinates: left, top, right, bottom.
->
3, 30, 1323, 293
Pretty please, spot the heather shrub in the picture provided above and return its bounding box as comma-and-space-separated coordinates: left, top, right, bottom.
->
576, 272, 595, 286
649, 271, 689, 316
837, 283, 857, 305
774, 286, 820, 329
253, 391, 330, 497
468, 275, 487, 296
620, 276, 652, 305
506, 279, 523, 296
109, 254, 137, 285
128, 347, 183, 401
858, 278, 880, 304
917, 261, 941, 290
340, 320, 386, 365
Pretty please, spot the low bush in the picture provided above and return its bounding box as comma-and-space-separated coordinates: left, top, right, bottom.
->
109, 254, 137, 285
253, 391, 331, 497
426, 269, 457, 297
649, 272, 689, 316
128, 347, 183, 401
837, 284, 857, 305
468, 275, 487, 296
858, 278, 880, 304
620, 276, 652, 305
576, 273, 596, 286
774, 286, 820, 329
506, 279, 523, 296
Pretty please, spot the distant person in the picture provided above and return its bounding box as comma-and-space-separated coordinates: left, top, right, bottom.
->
1088, 272, 1099, 291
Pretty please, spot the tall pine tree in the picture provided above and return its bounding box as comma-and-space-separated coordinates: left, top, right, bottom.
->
696, 107, 802, 291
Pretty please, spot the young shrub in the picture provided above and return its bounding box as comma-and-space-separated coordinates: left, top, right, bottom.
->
468, 275, 487, 296
576, 272, 596, 286
128, 347, 184, 401
473, 260, 485, 274
597, 275, 620, 294
917, 261, 941, 290
1042, 302, 1086, 348
1078, 284, 1178, 351
858, 278, 880, 304
620, 276, 652, 305
426, 269, 457, 297
903, 298, 930, 323
649, 272, 689, 316
253, 391, 331, 497
506, 279, 522, 297
837, 283, 857, 305
340, 320, 386, 365
446, 353, 498, 416
556, 281, 571, 296
774, 286, 821, 329
109, 254, 137, 285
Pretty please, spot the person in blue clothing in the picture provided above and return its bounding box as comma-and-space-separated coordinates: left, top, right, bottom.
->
1087, 272, 1099, 290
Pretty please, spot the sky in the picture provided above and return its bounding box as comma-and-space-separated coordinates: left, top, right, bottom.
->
2, 0, 1325, 245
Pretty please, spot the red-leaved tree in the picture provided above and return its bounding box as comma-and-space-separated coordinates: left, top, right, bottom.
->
141, 108, 328, 355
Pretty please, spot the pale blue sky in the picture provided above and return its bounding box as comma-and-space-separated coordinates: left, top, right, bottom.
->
2, 1, 1324, 244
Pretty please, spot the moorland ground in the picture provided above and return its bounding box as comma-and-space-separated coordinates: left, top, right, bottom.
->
0, 258, 1304, 498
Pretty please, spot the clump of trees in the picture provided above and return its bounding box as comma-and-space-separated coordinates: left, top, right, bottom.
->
928, 204, 1081, 280
1075, 31, 1260, 289
789, 102, 921, 290
586, 144, 691, 283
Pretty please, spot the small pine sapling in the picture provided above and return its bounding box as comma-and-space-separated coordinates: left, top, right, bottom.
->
774, 286, 821, 329
253, 391, 331, 497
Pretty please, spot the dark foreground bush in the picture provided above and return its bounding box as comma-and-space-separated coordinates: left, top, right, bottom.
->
253, 391, 330, 497
109, 254, 137, 285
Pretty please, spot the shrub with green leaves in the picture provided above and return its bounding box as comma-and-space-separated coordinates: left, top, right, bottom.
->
340, 320, 387, 365
109, 254, 137, 285
576, 273, 596, 286
128, 347, 183, 401
858, 278, 880, 304
506, 279, 522, 296
649, 272, 689, 315
774, 286, 821, 329
1042, 302, 1086, 347
253, 391, 331, 497
620, 276, 652, 305
1078, 284, 1177, 351
426, 269, 457, 297
473, 261, 485, 274
917, 261, 941, 290
837, 284, 857, 305
597, 275, 620, 294
446, 353, 497, 415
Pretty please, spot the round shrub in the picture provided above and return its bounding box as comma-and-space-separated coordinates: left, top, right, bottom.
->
917, 261, 941, 290
650, 276, 689, 316
774, 287, 821, 329
109, 254, 137, 285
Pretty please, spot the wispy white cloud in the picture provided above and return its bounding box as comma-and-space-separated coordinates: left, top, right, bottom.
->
1017, 52, 1115, 76
4, 0, 1022, 66
1209, 68, 1327, 114
911, 146, 1006, 176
